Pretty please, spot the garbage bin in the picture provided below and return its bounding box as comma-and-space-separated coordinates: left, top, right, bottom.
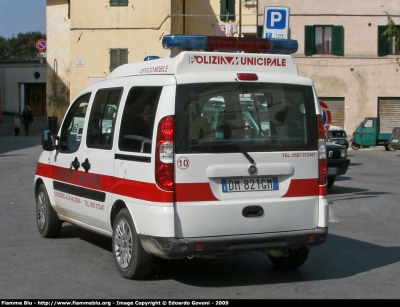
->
48, 116, 58, 134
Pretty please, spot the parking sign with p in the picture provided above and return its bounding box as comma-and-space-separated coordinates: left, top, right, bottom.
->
263, 7, 290, 39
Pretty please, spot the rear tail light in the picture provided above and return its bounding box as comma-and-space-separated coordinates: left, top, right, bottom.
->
317, 115, 327, 196
155, 116, 174, 191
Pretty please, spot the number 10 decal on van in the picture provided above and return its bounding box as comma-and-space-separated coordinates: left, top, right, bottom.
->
35, 35, 328, 279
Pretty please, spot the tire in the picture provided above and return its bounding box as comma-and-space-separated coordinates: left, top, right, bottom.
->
112, 208, 154, 279
36, 184, 62, 238
268, 247, 310, 270
385, 142, 394, 151
327, 178, 335, 190
351, 142, 360, 150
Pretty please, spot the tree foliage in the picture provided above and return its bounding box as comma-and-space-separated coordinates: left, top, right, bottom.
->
382, 11, 400, 47
0, 31, 46, 59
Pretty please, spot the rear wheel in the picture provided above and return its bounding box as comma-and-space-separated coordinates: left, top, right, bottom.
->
36, 184, 62, 238
385, 142, 394, 151
112, 208, 154, 279
268, 247, 309, 270
351, 142, 360, 150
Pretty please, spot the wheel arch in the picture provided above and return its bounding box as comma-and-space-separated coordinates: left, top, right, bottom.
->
34, 178, 45, 197
110, 199, 127, 229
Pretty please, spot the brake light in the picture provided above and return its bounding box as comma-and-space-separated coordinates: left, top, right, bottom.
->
237, 73, 258, 81
162, 35, 298, 54
317, 115, 327, 196
155, 116, 174, 191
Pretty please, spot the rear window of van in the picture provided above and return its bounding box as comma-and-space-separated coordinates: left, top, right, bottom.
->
175, 82, 318, 153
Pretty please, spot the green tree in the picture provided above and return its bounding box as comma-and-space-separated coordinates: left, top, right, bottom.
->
382, 11, 400, 47
0, 31, 45, 59
0, 36, 8, 58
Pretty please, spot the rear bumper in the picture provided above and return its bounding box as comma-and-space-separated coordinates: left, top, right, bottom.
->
327, 158, 350, 177
138, 227, 328, 259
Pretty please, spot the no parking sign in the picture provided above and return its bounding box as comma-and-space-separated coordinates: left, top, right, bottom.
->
36, 39, 47, 51
319, 100, 331, 132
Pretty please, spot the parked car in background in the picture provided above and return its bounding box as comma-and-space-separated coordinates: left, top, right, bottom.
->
328, 125, 349, 149
389, 127, 400, 150
326, 133, 350, 190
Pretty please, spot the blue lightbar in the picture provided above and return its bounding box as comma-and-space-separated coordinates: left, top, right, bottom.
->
162, 35, 298, 54
144, 55, 160, 61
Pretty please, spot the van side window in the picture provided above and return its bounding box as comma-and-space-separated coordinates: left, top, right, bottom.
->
59, 93, 91, 153
86, 88, 122, 149
118, 86, 162, 153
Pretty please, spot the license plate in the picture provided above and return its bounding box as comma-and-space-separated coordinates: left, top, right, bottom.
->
392, 139, 399, 143
221, 177, 278, 193
328, 167, 338, 175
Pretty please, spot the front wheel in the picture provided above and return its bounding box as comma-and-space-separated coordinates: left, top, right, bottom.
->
351, 142, 360, 150
112, 208, 154, 279
36, 184, 62, 238
268, 247, 310, 270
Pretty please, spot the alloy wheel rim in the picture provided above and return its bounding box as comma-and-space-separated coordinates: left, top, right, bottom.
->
114, 219, 133, 269
37, 192, 46, 230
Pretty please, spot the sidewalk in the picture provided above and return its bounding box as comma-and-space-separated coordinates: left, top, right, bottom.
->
0, 115, 48, 138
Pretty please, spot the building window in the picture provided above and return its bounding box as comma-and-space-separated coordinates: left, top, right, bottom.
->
378, 25, 400, 56
110, 49, 128, 72
304, 25, 344, 56
110, 0, 128, 6
220, 0, 236, 21
315, 26, 332, 54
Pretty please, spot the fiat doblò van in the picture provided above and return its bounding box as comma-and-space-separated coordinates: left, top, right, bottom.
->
35, 35, 329, 279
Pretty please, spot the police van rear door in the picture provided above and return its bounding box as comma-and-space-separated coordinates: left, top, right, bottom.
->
173, 73, 321, 238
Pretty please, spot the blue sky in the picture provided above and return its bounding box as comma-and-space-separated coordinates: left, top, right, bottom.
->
0, 0, 46, 38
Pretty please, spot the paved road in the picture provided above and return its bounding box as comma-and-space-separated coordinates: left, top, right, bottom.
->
1, 118, 400, 300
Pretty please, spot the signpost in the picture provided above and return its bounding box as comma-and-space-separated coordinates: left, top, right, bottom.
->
36, 39, 47, 63
263, 6, 290, 39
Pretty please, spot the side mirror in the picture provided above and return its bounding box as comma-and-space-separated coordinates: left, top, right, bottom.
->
42, 129, 58, 151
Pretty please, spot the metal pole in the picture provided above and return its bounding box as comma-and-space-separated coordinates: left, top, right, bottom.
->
239, 1, 242, 37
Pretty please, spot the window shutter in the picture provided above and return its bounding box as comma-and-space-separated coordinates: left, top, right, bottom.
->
378, 25, 388, 57
304, 25, 315, 56
110, 0, 128, 6
220, 0, 235, 21
220, 0, 228, 21
110, 49, 118, 71
227, 0, 236, 21
120, 49, 128, 65
332, 25, 344, 56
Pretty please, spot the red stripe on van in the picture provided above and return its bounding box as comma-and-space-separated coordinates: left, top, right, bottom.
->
36, 163, 319, 202
36, 163, 173, 202
110, 177, 173, 202
175, 183, 219, 202
283, 178, 319, 197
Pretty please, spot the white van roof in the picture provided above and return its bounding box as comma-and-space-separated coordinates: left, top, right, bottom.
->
107, 51, 299, 79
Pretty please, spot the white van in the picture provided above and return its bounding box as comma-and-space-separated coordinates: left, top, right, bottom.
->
34, 35, 329, 279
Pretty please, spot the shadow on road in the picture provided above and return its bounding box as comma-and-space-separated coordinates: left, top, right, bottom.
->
57, 223, 400, 286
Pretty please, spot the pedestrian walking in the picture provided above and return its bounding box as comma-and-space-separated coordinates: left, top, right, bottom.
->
20, 105, 33, 136
13, 114, 20, 136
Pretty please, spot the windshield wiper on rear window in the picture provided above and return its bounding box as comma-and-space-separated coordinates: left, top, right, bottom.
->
189, 141, 255, 164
